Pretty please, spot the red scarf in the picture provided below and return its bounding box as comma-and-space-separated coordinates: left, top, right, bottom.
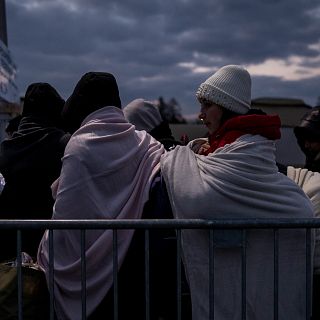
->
204, 114, 281, 155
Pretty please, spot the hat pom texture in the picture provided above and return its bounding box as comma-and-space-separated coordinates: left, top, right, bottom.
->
196, 65, 251, 114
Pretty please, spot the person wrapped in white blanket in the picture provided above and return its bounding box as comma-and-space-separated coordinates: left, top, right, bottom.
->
37, 72, 165, 320
160, 65, 315, 320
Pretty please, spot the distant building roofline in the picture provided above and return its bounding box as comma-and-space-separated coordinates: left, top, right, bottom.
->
252, 97, 312, 108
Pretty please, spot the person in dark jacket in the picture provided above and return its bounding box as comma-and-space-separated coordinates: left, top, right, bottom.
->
293, 106, 320, 319
294, 106, 320, 172
0, 82, 70, 261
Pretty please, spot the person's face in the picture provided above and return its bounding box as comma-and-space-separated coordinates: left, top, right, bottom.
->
198, 102, 224, 135
304, 139, 320, 159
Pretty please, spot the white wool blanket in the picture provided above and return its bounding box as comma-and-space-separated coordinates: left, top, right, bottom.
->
287, 166, 320, 274
161, 134, 314, 320
37, 106, 165, 320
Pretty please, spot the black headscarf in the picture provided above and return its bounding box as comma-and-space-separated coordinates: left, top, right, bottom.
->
0, 82, 70, 261
62, 72, 121, 133
22, 82, 65, 127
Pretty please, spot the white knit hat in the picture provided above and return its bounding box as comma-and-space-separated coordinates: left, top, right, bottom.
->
123, 98, 163, 132
196, 65, 251, 114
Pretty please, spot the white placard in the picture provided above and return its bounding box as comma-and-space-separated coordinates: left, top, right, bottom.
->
0, 39, 18, 103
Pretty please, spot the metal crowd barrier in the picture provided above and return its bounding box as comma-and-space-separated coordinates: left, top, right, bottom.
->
1, 218, 320, 320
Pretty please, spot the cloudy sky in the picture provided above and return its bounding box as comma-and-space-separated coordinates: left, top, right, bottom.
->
5, 0, 320, 115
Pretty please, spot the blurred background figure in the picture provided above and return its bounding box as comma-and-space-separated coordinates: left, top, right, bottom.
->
123, 98, 182, 150
294, 106, 320, 172
291, 106, 320, 319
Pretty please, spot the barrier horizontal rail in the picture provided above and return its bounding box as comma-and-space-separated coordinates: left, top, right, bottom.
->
1, 218, 315, 320
0, 218, 320, 229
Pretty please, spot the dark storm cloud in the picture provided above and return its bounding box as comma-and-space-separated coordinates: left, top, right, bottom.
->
166, 0, 320, 64
6, 0, 320, 114
253, 75, 320, 106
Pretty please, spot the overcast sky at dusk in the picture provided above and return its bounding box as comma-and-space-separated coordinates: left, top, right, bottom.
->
6, 0, 320, 115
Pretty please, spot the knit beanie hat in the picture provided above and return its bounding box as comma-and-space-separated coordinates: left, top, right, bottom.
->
123, 98, 163, 132
196, 65, 251, 114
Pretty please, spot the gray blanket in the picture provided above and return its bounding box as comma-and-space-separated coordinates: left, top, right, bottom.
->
161, 134, 314, 320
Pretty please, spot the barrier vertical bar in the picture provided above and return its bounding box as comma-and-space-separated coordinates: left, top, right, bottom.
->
306, 228, 311, 320
49, 229, 55, 320
209, 229, 215, 320
17, 230, 22, 320
113, 229, 118, 320
145, 229, 150, 320
273, 229, 279, 320
241, 230, 247, 320
81, 229, 86, 319
177, 229, 182, 320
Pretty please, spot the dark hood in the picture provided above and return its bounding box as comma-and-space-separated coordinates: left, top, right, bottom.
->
0, 82, 69, 178
0, 82, 69, 181
62, 72, 121, 133
22, 82, 65, 128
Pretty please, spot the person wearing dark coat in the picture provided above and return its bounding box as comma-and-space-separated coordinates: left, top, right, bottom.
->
0, 82, 70, 261
293, 106, 320, 319
294, 106, 320, 172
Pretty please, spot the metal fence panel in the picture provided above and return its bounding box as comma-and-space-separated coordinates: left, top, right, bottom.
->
0, 218, 318, 320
